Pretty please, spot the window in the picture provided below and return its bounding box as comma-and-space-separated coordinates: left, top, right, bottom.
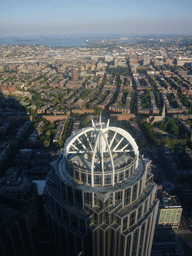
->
130, 165, 133, 175
84, 192, 92, 205
99, 229, 103, 255
129, 211, 136, 227
105, 175, 111, 185
94, 175, 101, 185
132, 183, 138, 202
120, 234, 125, 256
94, 193, 98, 206
143, 216, 151, 255
138, 222, 146, 255
81, 173, 86, 183
149, 194, 152, 207
124, 188, 131, 206
88, 175, 91, 184
75, 170, 79, 180
138, 179, 142, 196
132, 229, 139, 256
105, 229, 110, 255
119, 172, 124, 182
137, 205, 143, 220
115, 174, 118, 183
126, 235, 131, 256
144, 199, 149, 214
115, 191, 122, 205
111, 213, 116, 224
125, 168, 129, 178
123, 217, 128, 231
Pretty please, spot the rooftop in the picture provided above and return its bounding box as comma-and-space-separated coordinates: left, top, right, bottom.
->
158, 190, 181, 209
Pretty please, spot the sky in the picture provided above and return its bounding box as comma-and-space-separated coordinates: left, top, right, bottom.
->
0, 0, 192, 36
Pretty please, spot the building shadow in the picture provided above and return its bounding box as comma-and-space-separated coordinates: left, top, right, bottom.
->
0, 90, 61, 255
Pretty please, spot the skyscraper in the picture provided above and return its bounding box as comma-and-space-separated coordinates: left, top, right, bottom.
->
43, 118, 159, 256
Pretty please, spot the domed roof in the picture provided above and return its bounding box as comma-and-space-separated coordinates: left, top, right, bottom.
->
62, 117, 139, 187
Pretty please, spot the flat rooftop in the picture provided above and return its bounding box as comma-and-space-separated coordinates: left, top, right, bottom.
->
158, 190, 181, 209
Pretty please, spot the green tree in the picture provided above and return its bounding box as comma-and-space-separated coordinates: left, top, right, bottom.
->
51, 129, 57, 134
57, 139, 64, 148
28, 109, 38, 119
35, 99, 41, 108
43, 140, 50, 147
81, 116, 89, 128
94, 105, 102, 115
48, 123, 56, 129
166, 118, 179, 136
28, 99, 34, 104
45, 130, 51, 136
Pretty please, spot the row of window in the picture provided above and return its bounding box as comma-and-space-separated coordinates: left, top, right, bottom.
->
93, 227, 123, 255
83, 179, 144, 208
122, 187, 156, 232
46, 177, 156, 233
56, 176, 147, 210
47, 191, 87, 232
65, 158, 137, 186
125, 214, 154, 256
91, 212, 155, 256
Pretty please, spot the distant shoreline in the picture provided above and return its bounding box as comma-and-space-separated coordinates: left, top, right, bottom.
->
0, 34, 191, 47
0, 37, 88, 47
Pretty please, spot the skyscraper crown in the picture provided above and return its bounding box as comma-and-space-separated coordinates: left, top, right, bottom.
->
62, 118, 139, 187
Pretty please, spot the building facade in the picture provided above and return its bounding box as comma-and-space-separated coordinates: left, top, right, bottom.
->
156, 188, 182, 230
43, 118, 159, 256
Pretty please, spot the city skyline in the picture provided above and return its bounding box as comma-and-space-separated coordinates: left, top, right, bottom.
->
1, 0, 192, 37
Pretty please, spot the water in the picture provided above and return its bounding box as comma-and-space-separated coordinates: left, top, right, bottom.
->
0, 34, 183, 47
0, 35, 88, 47
0, 34, 133, 47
